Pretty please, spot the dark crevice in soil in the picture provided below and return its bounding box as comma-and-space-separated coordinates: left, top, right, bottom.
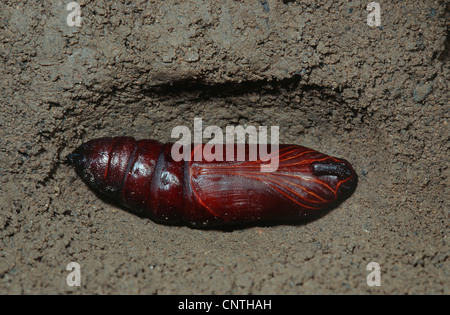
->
437, 28, 449, 63
437, 3, 450, 63
143, 75, 345, 101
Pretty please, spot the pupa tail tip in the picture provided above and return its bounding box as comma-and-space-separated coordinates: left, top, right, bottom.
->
66, 152, 78, 165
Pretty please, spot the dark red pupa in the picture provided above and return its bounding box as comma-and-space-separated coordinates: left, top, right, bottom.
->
67, 137, 357, 227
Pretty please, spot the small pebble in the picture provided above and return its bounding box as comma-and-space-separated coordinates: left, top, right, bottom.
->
413, 82, 432, 102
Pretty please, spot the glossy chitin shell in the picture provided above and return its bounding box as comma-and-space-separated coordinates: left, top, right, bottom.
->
68, 137, 357, 227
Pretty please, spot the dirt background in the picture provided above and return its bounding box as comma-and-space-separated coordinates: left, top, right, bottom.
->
0, 0, 448, 294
